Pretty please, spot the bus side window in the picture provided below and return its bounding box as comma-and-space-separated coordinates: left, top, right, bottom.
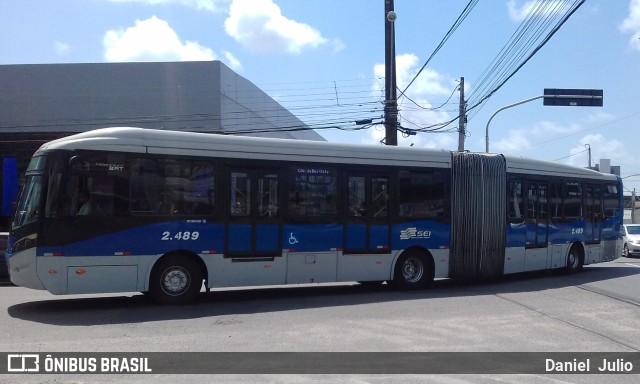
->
289, 166, 337, 218
398, 170, 446, 219
603, 184, 620, 218
257, 173, 278, 217
564, 181, 582, 218
508, 181, 523, 219
527, 184, 536, 218
164, 160, 215, 215
347, 176, 389, 219
348, 177, 366, 217
371, 177, 389, 218
131, 159, 161, 213
549, 182, 562, 219
231, 172, 251, 217
585, 184, 603, 219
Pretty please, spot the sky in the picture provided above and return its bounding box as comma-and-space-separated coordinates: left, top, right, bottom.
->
1, 0, 640, 192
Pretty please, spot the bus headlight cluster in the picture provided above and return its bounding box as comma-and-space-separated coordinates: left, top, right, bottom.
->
12, 234, 37, 253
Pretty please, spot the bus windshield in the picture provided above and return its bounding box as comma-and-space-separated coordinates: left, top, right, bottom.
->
26, 155, 46, 172
12, 175, 42, 230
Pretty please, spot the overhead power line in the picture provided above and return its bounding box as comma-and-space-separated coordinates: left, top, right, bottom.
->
399, 0, 480, 98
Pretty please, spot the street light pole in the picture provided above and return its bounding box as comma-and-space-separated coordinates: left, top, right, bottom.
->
384, 0, 398, 146
485, 92, 604, 153
485, 95, 544, 153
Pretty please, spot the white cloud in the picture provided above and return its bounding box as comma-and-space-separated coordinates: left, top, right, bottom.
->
396, 54, 451, 97
491, 112, 625, 168
223, 50, 242, 71
54, 41, 71, 56
372, 54, 452, 98
493, 120, 582, 154
332, 38, 346, 53
224, 0, 328, 54
581, 110, 616, 125
103, 16, 216, 62
106, 0, 229, 12
507, 0, 569, 22
370, 53, 456, 148
620, 0, 640, 51
493, 129, 532, 152
531, 120, 582, 137
566, 134, 626, 168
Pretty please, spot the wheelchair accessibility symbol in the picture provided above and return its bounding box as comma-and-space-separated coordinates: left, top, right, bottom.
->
288, 233, 299, 245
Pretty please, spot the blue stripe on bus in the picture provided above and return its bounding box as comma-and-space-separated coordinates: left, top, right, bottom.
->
283, 224, 342, 252
37, 221, 226, 257
33, 217, 620, 258
505, 217, 622, 248
36, 220, 453, 257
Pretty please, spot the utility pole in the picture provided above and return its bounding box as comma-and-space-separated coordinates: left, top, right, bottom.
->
457, 77, 466, 151
633, 188, 637, 224
384, 0, 398, 146
585, 144, 592, 169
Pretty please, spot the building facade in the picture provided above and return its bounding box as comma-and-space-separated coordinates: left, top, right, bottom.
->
0, 61, 324, 228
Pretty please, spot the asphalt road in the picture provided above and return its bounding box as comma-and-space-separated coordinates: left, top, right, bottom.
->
1, 256, 639, 383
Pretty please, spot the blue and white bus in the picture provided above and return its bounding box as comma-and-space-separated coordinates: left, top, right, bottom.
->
6, 127, 624, 304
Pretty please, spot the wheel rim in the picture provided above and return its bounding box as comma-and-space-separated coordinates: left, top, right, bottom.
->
624, 245, 629, 257
160, 266, 191, 296
568, 251, 579, 269
402, 256, 424, 283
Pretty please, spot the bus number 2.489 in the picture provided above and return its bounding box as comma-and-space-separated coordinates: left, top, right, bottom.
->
161, 231, 200, 241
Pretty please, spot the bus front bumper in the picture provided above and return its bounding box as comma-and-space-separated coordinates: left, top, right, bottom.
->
7, 249, 45, 290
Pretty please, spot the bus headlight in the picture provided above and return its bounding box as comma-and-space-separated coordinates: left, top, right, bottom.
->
12, 234, 37, 253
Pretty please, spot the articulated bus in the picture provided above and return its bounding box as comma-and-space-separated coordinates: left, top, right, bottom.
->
6, 127, 623, 304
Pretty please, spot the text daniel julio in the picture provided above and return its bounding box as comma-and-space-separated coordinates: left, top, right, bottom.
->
546, 358, 634, 372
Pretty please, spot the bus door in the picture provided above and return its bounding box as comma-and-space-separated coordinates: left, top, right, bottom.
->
525, 182, 549, 271
344, 174, 391, 254
585, 184, 603, 244
227, 169, 282, 258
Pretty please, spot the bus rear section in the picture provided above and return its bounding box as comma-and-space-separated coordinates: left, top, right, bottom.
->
448, 152, 622, 278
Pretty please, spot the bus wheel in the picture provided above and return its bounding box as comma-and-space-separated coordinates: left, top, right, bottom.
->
565, 246, 583, 274
149, 255, 202, 305
393, 250, 433, 290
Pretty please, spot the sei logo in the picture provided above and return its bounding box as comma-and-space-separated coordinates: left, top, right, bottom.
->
400, 227, 432, 240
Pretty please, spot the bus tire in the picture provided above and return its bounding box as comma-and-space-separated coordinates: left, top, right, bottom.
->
392, 250, 434, 290
149, 254, 203, 305
565, 245, 583, 274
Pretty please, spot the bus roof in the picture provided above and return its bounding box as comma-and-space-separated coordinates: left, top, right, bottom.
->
37, 127, 452, 168
36, 127, 618, 181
